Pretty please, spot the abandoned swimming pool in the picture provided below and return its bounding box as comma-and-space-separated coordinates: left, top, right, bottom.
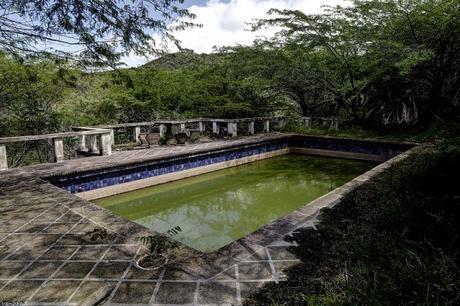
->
45, 134, 413, 252
94, 154, 375, 252
0, 134, 417, 305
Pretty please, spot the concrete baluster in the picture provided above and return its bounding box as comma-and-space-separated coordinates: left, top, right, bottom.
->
134, 126, 141, 144
278, 118, 286, 130
79, 134, 87, 152
105, 129, 114, 146
53, 138, 64, 162
248, 121, 255, 135
198, 121, 205, 133
87, 135, 99, 154
228, 122, 237, 137
332, 118, 339, 130
159, 124, 167, 138
212, 122, 219, 135
0, 145, 8, 170
263, 120, 270, 133
99, 133, 112, 156
180, 123, 186, 132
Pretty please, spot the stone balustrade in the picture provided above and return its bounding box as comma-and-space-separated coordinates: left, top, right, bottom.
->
0, 129, 112, 170
0, 116, 340, 170
301, 116, 339, 130
94, 117, 277, 144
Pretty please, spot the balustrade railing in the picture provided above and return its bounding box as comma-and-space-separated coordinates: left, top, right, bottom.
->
0, 116, 338, 170
0, 128, 112, 170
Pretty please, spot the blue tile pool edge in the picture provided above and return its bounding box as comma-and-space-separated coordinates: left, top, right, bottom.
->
48, 135, 414, 194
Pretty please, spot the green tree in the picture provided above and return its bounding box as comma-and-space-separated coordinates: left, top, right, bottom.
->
77, 52, 273, 122
0, 54, 72, 136
222, 43, 334, 117
0, 0, 195, 66
254, 0, 460, 125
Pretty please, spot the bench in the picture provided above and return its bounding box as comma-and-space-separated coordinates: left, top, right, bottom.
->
174, 132, 188, 145
138, 132, 161, 147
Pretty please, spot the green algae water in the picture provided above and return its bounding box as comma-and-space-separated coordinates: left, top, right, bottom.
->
95, 154, 375, 252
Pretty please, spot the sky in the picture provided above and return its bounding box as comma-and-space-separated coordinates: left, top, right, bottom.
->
123, 0, 346, 67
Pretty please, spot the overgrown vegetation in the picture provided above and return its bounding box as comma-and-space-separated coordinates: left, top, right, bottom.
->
138, 234, 196, 270
1, 1, 459, 140
140, 234, 178, 258
286, 120, 460, 144
244, 138, 460, 305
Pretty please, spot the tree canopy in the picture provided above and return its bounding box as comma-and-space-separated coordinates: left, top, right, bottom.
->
1, 0, 460, 141
243, 0, 460, 125
0, 0, 195, 66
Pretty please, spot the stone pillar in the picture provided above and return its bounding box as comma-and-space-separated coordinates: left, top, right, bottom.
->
87, 135, 99, 154
109, 129, 115, 145
304, 117, 311, 127
134, 126, 141, 144
227, 122, 232, 136
180, 123, 186, 132
99, 133, 112, 156
248, 121, 255, 135
79, 135, 87, 152
159, 124, 167, 138
263, 120, 270, 133
0, 145, 8, 170
233, 122, 238, 137
53, 138, 64, 162
212, 122, 219, 135
332, 118, 339, 130
278, 118, 286, 130
198, 121, 205, 133
227, 122, 237, 137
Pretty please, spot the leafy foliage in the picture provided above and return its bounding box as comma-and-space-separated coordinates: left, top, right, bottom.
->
0, 53, 74, 136
246, 0, 460, 125
0, 0, 195, 66
65, 53, 272, 123
1, 0, 460, 139
140, 234, 177, 257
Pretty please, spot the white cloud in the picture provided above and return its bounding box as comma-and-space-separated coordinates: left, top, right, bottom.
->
174, 0, 345, 53
123, 0, 346, 66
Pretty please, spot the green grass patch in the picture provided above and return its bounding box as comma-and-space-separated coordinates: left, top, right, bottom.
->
285, 121, 460, 144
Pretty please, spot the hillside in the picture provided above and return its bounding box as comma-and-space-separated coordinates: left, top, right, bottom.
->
141, 51, 224, 70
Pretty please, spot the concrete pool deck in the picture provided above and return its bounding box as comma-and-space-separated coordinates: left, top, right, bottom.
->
0, 133, 417, 305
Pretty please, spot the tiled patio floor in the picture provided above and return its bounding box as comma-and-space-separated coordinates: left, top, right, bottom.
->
0, 176, 304, 305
